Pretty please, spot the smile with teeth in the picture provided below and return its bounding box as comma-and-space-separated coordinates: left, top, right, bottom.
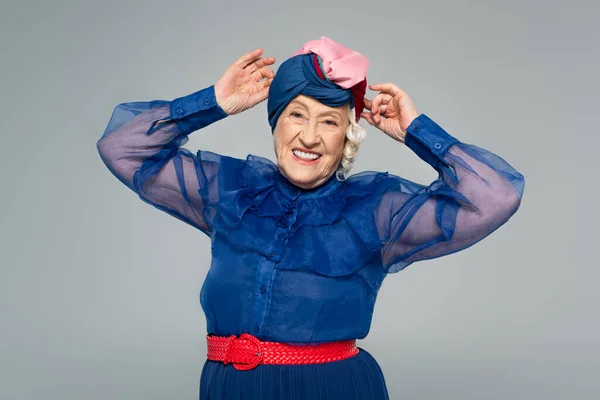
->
293, 149, 321, 160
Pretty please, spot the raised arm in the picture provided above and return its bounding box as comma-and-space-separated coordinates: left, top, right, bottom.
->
96, 48, 275, 237
361, 83, 525, 273
96, 86, 228, 236
374, 114, 524, 272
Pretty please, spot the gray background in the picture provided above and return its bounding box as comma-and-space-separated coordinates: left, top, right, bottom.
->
1, 0, 597, 398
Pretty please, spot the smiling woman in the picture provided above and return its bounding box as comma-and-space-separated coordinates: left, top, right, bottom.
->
97, 36, 524, 400
273, 94, 354, 189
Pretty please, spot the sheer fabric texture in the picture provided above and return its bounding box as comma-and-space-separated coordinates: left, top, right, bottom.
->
97, 85, 524, 399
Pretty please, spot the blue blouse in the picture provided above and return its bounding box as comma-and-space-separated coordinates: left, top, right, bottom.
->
97, 85, 525, 345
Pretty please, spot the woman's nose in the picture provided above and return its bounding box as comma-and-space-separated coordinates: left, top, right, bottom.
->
299, 121, 319, 145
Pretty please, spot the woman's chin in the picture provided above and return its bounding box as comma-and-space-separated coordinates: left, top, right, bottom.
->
281, 170, 312, 186
280, 159, 332, 189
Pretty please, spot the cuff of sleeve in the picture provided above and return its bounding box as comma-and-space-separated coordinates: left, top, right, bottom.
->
404, 114, 461, 180
169, 85, 228, 134
404, 114, 460, 157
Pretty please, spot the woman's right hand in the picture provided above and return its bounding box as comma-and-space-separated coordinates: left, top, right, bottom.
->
214, 48, 276, 115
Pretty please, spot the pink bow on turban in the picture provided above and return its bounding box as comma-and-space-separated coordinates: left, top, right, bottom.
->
291, 36, 369, 122
291, 36, 369, 89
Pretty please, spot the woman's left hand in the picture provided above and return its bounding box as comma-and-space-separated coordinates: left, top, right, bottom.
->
360, 83, 420, 143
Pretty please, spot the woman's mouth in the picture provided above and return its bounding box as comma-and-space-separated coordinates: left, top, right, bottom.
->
292, 149, 321, 165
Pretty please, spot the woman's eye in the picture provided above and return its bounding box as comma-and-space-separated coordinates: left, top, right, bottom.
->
291, 112, 303, 118
324, 120, 337, 126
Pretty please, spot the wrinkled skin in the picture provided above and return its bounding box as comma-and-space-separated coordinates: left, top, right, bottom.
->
273, 95, 349, 189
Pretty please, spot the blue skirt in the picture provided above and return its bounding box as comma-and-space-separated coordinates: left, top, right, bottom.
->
199, 347, 389, 399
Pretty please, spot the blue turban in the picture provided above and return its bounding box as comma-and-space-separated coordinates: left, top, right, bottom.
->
267, 54, 354, 132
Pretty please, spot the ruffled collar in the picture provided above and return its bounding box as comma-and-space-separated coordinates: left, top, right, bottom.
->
211, 153, 348, 233
205, 152, 391, 277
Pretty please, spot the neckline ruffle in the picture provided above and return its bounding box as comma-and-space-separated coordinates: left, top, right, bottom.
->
210, 153, 382, 234
203, 152, 392, 277
241, 154, 346, 233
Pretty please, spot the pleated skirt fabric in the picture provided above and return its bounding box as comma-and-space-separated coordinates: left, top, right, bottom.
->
199, 347, 389, 399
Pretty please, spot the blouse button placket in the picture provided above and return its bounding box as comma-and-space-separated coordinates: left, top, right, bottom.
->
252, 191, 299, 337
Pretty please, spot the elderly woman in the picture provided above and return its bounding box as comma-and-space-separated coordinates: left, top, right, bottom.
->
97, 37, 524, 399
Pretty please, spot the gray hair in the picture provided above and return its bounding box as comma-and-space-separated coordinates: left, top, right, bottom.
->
336, 105, 367, 181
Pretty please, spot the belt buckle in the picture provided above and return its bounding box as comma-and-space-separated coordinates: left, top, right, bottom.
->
224, 333, 263, 371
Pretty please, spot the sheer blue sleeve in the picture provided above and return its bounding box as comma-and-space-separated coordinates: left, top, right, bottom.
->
375, 114, 525, 273
96, 85, 228, 236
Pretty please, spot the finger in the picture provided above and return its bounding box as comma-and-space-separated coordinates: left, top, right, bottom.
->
360, 112, 375, 126
257, 77, 273, 91
252, 67, 274, 81
364, 97, 372, 110
234, 48, 264, 67
371, 93, 392, 117
360, 111, 381, 127
371, 93, 392, 109
249, 84, 270, 105
377, 103, 389, 118
369, 83, 406, 97
245, 56, 276, 73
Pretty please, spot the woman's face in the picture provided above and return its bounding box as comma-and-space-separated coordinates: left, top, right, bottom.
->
273, 95, 350, 190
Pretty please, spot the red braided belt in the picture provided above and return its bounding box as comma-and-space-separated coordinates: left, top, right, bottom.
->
206, 333, 359, 371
